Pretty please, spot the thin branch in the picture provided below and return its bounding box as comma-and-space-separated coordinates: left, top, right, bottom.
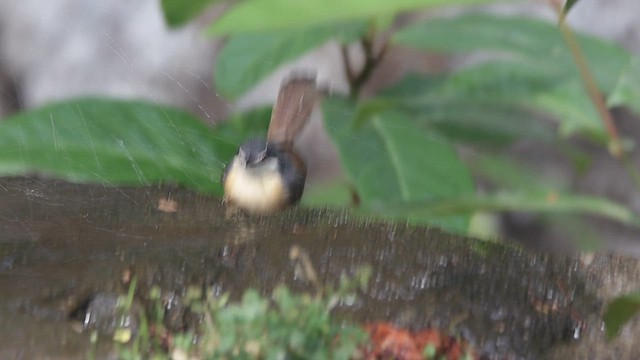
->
341, 29, 389, 99
557, 21, 621, 154
550, 0, 621, 155
340, 45, 356, 86
549, 0, 640, 189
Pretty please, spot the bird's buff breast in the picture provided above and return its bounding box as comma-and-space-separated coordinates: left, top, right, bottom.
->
223, 158, 286, 214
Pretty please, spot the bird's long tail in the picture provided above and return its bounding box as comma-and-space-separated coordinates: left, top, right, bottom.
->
267, 75, 318, 145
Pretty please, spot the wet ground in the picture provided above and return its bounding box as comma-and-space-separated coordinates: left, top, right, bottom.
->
1, 177, 640, 359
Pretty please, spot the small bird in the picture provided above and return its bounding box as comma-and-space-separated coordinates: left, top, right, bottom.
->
221, 76, 318, 214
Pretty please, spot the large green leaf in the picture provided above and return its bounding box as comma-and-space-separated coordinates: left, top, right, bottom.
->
393, 14, 629, 92
161, 0, 222, 27
415, 103, 554, 146
208, 0, 500, 34
322, 98, 475, 232
604, 292, 640, 339
387, 192, 640, 226
302, 181, 355, 208
215, 21, 367, 99
465, 152, 566, 192
0, 98, 252, 195
392, 14, 632, 138
395, 14, 567, 57
375, 70, 558, 145
608, 57, 640, 115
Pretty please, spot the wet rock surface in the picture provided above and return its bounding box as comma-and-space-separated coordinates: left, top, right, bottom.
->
1, 177, 639, 359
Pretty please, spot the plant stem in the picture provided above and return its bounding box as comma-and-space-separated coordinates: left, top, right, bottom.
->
552, 1, 620, 154
340, 45, 357, 89
340, 28, 388, 99
339, 27, 388, 206
550, 0, 640, 190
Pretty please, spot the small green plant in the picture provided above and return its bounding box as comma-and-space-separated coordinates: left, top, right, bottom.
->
603, 291, 640, 339
113, 267, 372, 359
190, 287, 367, 359
113, 277, 161, 360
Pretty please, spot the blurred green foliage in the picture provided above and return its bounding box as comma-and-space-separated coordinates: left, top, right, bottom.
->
322, 98, 475, 233
206, 1, 640, 235
206, 0, 499, 34
215, 21, 368, 99
392, 14, 630, 138
0, 99, 237, 196
1, 0, 639, 237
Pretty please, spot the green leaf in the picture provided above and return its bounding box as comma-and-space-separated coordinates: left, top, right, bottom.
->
604, 292, 640, 339
208, 0, 500, 34
534, 78, 604, 137
215, 21, 367, 99
608, 57, 640, 115
393, 14, 629, 92
392, 14, 632, 137
465, 153, 566, 192
161, 0, 221, 27
376, 71, 557, 145
0, 98, 271, 196
302, 181, 355, 207
417, 103, 552, 146
322, 98, 475, 233
386, 192, 640, 226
